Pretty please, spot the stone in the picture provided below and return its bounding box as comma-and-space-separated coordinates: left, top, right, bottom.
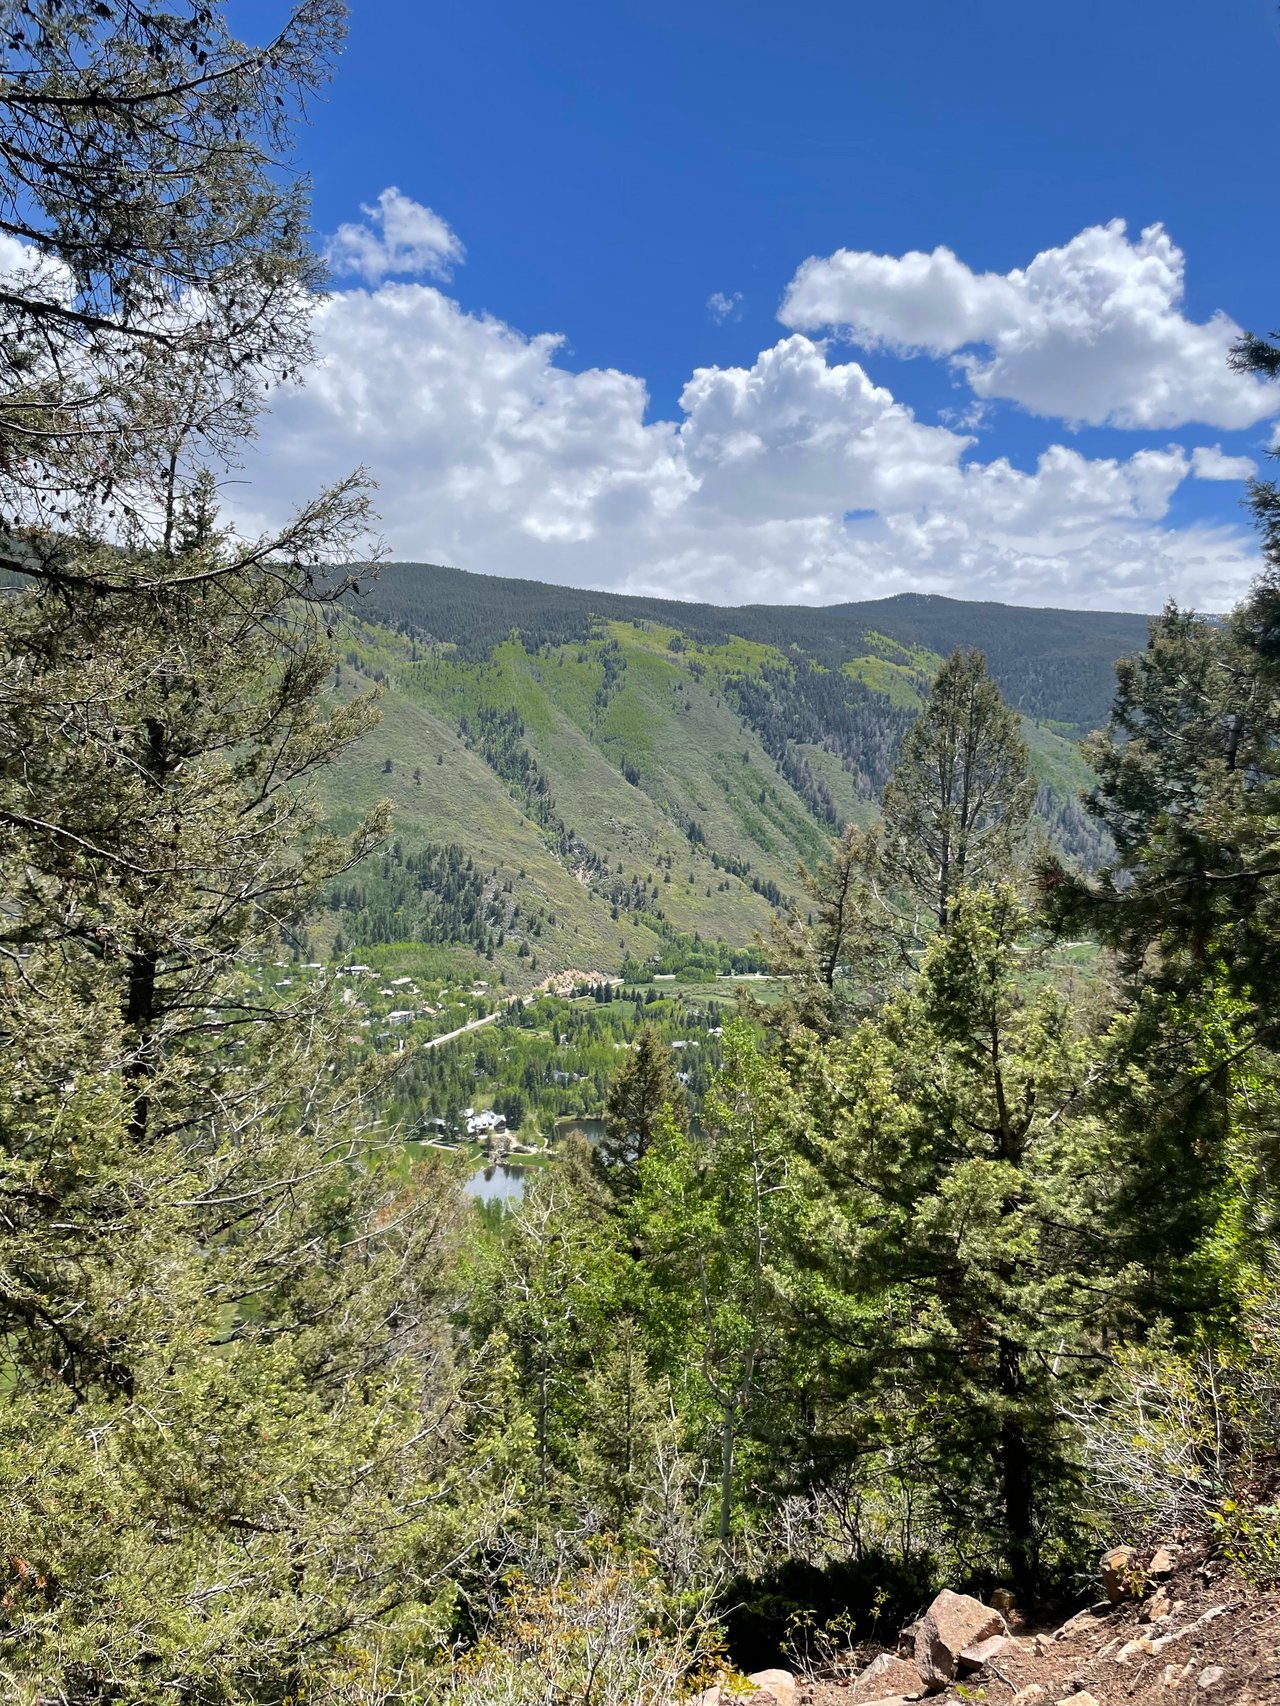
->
1100, 1544, 1136, 1603
1149, 1545, 1179, 1578
1150, 1604, 1230, 1655
1053, 1606, 1109, 1642
959, 1633, 1014, 1671
1160, 1664, 1194, 1690
1055, 1695, 1100, 1706
991, 1586, 1017, 1613
745, 1670, 795, 1706
1114, 1637, 1154, 1664
914, 1590, 1008, 1689
850, 1652, 923, 1701
1197, 1667, 1226, 1692
1011, 1689, 1044, 1706
1140, 1585, 1172, 1625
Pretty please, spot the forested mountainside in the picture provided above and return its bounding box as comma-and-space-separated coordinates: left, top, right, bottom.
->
351, 563, 1153, 733
312, 565, 1139, 984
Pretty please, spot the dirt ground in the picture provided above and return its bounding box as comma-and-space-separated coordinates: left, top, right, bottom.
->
779, 1548, 1280, 1706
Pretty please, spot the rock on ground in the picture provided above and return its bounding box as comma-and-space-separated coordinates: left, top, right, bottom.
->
914, 1589, 1007, 1688
746, 1669, 797, 1705
1100, 1545, 1136, 1604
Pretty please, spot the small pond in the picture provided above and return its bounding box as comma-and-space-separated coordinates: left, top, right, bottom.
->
464, 1162, 532, 1203
554, 1115, 606, 1144
463, 1119, 605, 1204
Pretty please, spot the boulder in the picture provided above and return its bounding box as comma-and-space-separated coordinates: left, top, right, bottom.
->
1053, 1606, 1110, 1642
745, 1670, 795, 1706
851, 1652, 923, 1701
1100, 1544, 1136, 1603
959, 1633, 1014, 1671
914, 1590, 1008, 1688
1149, 1544, 1179, 1578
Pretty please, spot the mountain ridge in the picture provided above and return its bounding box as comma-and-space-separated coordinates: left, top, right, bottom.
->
306, 564, 1143, 987
347, 563, 1153, 736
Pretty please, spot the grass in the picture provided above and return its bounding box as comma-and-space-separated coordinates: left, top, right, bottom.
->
315, 609, 1103, 992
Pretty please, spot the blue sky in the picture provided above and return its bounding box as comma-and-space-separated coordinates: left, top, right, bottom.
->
235, 0, 1280, 611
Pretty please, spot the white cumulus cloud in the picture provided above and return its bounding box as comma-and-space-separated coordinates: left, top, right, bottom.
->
677, 334, 967, 521
1191, 444, 1258, 481
232, 208, 1265, 615
780, 220, 1275, 431
325, 188, 464, 285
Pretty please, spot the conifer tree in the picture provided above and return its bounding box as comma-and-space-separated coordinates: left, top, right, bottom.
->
598, 1024, 686, 1189
636, 1022, 799, 1549
767, 823, 890, 1035
0, 0, 348, 567
1041, 316, 1280, 1007
0, 499, 517, 1696
465, 1143, 627, 1503
801, 889, 1110, 1593
1035, 597, 1280, 1331
881, 649, 1034, 935
577, 1318, 673, 1535
0, 0, 520, 1666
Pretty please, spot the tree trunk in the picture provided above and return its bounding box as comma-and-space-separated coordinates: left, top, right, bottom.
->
123, 944, 157, 1143
997, 1336, 1036, 1598
718, 1400, 736, 1548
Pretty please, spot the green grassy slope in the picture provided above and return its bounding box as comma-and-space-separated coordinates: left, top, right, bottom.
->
349, 563, 1152, 733
313, 565, 1129, 990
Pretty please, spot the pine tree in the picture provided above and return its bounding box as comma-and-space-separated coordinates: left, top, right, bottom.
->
1040, 316, 1280, 1009
465, 1142, 626, 1504
577, 1317, 672, 1535
766, 824, 888, 1035
801, 888, 1109, 1593
1041, 597, 1280, 1003
881, 649, 1034, 936
598, 1025, 686, 1189
0, 1, 347, 567
1035, 596, 1280, 1328
0, 496, 514, 1697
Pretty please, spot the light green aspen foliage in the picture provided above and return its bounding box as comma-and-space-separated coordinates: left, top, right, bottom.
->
635, 1021, 801, 1550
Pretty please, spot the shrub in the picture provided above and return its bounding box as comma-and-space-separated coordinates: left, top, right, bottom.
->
1068, 1286, 1280, 1547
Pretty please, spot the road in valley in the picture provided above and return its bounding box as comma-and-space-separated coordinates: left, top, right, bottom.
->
421, 1007, 507, 1050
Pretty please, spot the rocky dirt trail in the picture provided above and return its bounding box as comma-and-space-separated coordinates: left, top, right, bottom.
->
689, 1542, 1280, 1706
